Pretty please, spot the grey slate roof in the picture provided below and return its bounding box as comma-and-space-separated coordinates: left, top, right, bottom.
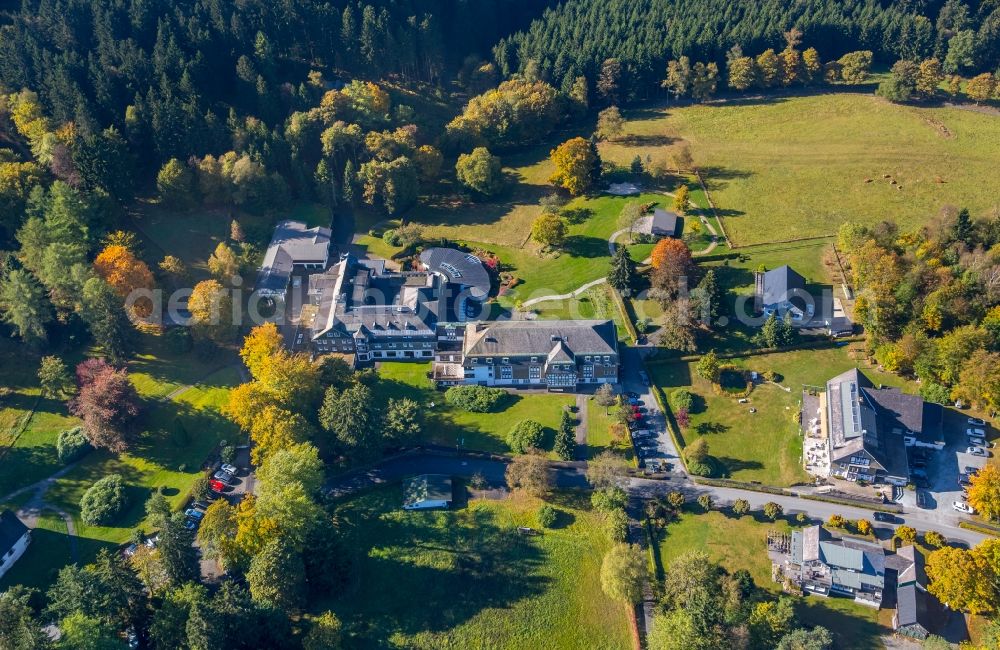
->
827, 368, 912, 480
419, 247, 491, 300
760, 265, 806, 307
464, 320, 618, 358
256, 220, 332, 294
646, 209, 679, 236
0, 510, 28, 556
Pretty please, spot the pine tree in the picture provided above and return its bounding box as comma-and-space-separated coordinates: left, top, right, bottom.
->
608, 245, 636, 293
554, 410, 576, 460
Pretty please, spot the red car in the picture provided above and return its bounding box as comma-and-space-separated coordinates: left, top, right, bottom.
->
210, 479, 226, 492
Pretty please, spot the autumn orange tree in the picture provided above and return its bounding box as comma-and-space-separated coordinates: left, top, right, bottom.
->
549, 136, 600, 196
649, 238, 694, 297
93, 244, 155, 317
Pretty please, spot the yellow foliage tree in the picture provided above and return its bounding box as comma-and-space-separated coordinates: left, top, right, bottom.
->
189, 279, 234, 342
207, 242, 241, 284
93, 244, 155, 317
926, 545, 998, 614
549, 137, 599, 196
240, 323, 285, 379
248, 405, 311, 465
673, 185, 690, 213
968, 464, 1000, 521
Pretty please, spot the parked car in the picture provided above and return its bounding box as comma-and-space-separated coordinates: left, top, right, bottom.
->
966, 466, 982, 476
967, 446, 989, 457
953, 501, 975, 514
872, 512, 898, 523
183, 519, 198, 530
210, 479, 226, 492
626, 391, 639, 400
213, 469, 235, 483
968, 417, 987, 427
969, 436, 986, 447
968, 427, 986, 437
184, 508, 205, 521
915, 491, 931, 509
220, 463, 239, 475
191, 500, 209, 511
959, 473, 973, 487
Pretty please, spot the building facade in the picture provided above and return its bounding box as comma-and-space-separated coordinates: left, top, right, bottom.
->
432, 320, 619, 390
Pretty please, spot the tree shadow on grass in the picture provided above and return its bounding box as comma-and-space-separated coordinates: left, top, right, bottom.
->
333, 492, 552, 646
695, 421, 729, 435
697, 165, 753, 194
563, 235, 611, 259
714, 457, 764, 474
795, 596, 886, 650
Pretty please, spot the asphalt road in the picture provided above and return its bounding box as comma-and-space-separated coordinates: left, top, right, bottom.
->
325, 451, 988, 547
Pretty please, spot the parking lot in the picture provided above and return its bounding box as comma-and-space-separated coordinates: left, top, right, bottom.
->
620, 348, 682, 475
903, 409, 988, 520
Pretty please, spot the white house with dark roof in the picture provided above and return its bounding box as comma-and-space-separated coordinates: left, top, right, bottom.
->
255, 220, 332, 298
637, 209, 679, 239
0, 510, 30, 580
432, 320, 619, 390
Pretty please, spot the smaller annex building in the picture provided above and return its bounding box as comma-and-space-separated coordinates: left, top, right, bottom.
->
0, 509, 30, 580
403, 474, 453, 510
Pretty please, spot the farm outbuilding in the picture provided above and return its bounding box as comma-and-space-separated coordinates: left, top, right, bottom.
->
403, 475, 453, 510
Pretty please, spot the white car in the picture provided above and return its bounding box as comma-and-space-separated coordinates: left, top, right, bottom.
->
953, 501, 975, 514
969, 436, 986, 447
968, 428, 986, 437
967, 446, 988, 457
969, 418, 987, 427
221, 463, 239, 475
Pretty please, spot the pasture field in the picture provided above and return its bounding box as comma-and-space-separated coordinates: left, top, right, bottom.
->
604, 93, 1000, 246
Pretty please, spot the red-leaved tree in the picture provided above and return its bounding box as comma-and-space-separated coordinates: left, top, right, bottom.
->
70, 359, 140, 453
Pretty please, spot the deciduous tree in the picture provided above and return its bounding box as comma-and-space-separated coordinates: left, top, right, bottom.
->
531, 213, 568, 248
505, 449, 551, 496
455, 147, 503, 196
969, 464, 1000, 521
596, 106, 625, 141
93, 244, 155, 318
600, 543, 646, 603
69, 361, 139, 453
549, 137, 600, 196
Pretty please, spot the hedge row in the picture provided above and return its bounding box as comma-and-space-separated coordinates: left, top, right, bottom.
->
959, 521, 1000, 537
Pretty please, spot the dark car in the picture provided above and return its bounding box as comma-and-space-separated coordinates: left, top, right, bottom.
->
872, 512, 897, 523
915, 491, 931, 509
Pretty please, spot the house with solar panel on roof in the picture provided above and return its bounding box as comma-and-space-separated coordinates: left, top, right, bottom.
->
813, 368, 944, 486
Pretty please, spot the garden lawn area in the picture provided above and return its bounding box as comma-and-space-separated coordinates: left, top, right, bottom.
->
17, 364, 242, 587
655, 511, 884, 650
605, 93, 1000, 246
377, 362, 574, 455
532, 283, 631, 343
127, 330, 239, 400
647, 345, 911, 486
326, 486, 632, 649
585, 399, 633, 462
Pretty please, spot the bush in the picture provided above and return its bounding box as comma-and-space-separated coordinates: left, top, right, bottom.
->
731, 499, 750, 515
80, 474, 128, 526
688, 461, 713, 477
382, 229, 400, 246
605, 508, 629, 542
189, 476, 211, 502
763, 502, 783, 521
827, 514, 847, 528
507, 420, 544, 454
592, 486, 628, 512
56, 427, 92, 464
537, 504, 558, 528
924, 530, 946, 548
220, 445, 236, 464
445, 385, 507, 412
668, 388, 694, 413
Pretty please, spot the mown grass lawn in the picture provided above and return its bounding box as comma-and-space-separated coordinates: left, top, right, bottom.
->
585, 399, 633, 462
0, 364, 243, 591
655, 510, 884, 650
532, 283, 631, 344
377, 362, 574, 455
606, 93, 1000, 246
325, 486, 632, 650
646, 345, 910, 486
